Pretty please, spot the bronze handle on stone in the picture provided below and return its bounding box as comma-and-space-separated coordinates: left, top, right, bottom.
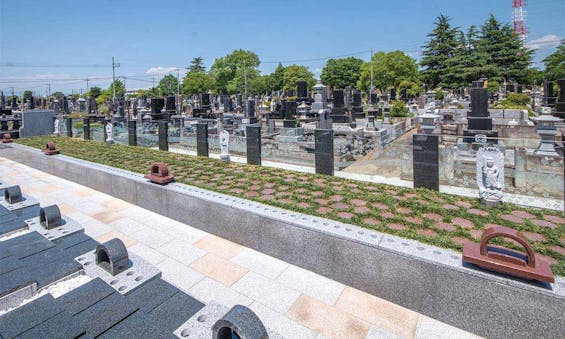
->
479, 225, 536, 268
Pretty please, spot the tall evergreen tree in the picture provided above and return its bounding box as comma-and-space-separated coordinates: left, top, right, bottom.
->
476, 15, 533, 83
543, 40, 565, 81
187, 57, 206, 73
420, 14, 460, 88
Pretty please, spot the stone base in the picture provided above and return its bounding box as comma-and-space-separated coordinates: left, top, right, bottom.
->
283, 119, 296, 128
220, 154, 230, 163
480, 198, 502, 208
463, 130, 498, 144
330, 114, 350, 123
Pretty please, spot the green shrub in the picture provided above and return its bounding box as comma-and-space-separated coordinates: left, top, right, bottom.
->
390, 100, 409, 117
434, 89, 444, 101
505, 93, 530, 107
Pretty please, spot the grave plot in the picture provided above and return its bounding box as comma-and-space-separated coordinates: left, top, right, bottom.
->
0, 184, 271, 338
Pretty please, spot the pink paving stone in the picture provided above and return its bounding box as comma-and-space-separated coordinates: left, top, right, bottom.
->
261, 189, 276, 195
442, 204, 458, 210
317, 207, 333, 214
455, 201, 472, 209
468, 209, 489, 217
251, 180, 261, 185
276, 191, 290, 197
230, 188, 244, 194
405, 193, 418, 198
337, 212, 354, 220
406, 216, 422, 225
311, 191, 324, 197
279, 199, 294, 204
333, 186, 344, 191
423, 213, 443, 222
372, 202, 387, 210
330, 195, 344, 202
544, 214, 565, 224
350, 199, 367, 206
278, 185, 289, 191
261, 195, 275, 201
388, 223, 407, 231
453, 237, 470, 246
217, 185, 230, 190
392, 196, 405, 201
416, 229, 438, 238
249, 185, 261, 191
539, 254, 558, 266
297, 202, 311, 208
396, 207, 411, 214
298, 176, 310, 181
531, 219, 556, 229
245, 191, 259, 197
213, 173, 223, 178
512, 210, 536, 219
436, 222, 456, 232
386, 190, 398, 196
354, 206, 370, 214
314, 178, 326, 184
452, 217, 474, 229
470, 229, 483, 239
381, 211, 394, 219
347, 183, 359, 188
522, 232, 546, 242
500, 214, 525, 224
364, 218, 380, 226
332, 203, 348, 210
314, 182, 327, 188
263, 183, 276, 188
366, 186, 379, 191
550, 245, 565, 256
415, 199, 428, 206
350, 188, 362, 194
296, 188, 308, 193
314, 198, 329, 206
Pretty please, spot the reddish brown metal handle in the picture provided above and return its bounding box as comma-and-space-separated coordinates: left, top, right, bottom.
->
479, 226, 535, 268
151, 162, 169, 177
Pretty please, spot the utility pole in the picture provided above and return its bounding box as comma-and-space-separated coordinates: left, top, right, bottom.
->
243, 61, 248, 98
86, 78, 89, 93
112, 57, 120, 104
176, 68, 181, 114
370, 49, 374, 94
47, 84, 51, 97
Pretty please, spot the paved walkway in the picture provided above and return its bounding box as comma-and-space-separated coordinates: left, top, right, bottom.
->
0, 156, 480, 339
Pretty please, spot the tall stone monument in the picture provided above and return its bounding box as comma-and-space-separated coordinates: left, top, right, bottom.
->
463, 81, 498, 145
554, 78, 565, 119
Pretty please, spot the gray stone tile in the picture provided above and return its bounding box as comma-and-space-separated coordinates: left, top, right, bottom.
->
276, 265, 345, 306
188, 277, 253, 308
157, 258, 204, 291
130, 227, 174, 249
157, 239, 206, 265
230, 248, 289, 280
232, 272, 301, 314
128, 243, 167, 266
248, 301, 317, 339
415, 315, 482, 339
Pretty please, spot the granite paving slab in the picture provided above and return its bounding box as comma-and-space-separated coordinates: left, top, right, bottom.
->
14, 310, 85, 339
125, 277, 180, 313
147, 291, 205, 333
56, 278, 115, 315
2, 231, 55, 259
0, 294, 63, 338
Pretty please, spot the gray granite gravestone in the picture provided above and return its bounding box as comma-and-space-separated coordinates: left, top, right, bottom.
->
128, 120, 137, 146
196, 123, 209, 157
18, 110, 55, 138
315, 129, 334, 176
83, 118, 91, 140
158, 120, 168, 151
246, 125, 261, 166
413, 134, 439, 190
66, 118, 72, 138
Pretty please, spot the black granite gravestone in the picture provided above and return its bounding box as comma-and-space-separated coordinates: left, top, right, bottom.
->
390, 87, 396, 101
158, 121, 168, 151
66, 118, 72, 138
196, 123, 208, 157
413, 134, 439, 190
555, 79, 565, 118
128, 120, 137, 146
370, 93, 378, 105
545, 81, 555, 107
297, 81, 308, 99
165, 96, 176, 112
83, 118, 90, 140
151, 98, 165, 120
332, 90, 344, 109
463, 81, 498, 143
246, 125, 261, 165
315, 129, 334, 176
246, 99, 255, 117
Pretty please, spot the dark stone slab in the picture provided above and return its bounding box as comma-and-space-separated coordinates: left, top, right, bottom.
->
212, 305, 268, 339
15, 310, 85, 339
0, 294, 63, 338
125, 277, 179, 313
83, 118, 90, 140
0, 255, 21, 275
57, 278, 115, 315
29, 256, 82, 288
73, 292, 139, 337
66, 118, 73, 138
11, 206, 40, 221
128, 120, 137, 146
18, 247, 65, 267
283, 119, 296, 128
147, 292, 204, 332
158, 120, 168, 152
467, 117, 492, 131
195, 123, 209, 157
413, 134, 439, 191
0, 246, 11, 260
315, 129, 334, 176
0, 218, 27, 237
0, 267, 33, 297
2, 232, 55, 259
52, 231, 92, 250
246, 125, 261, 166
0, 211, 18, 224
469, 87, 489, 118
62, 239, 98, 259
95, 310, 171, 339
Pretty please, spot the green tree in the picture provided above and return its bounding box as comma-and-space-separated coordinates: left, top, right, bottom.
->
108, 79, 125, 98
420, 15, 460, 88
281, 65, 315, 92
270, 63, 286, 92
88, 86, 101, 98
357, 51, 419, 92
476, 15, 533, 83
398, 80, 422, 98
52, 92, 64, 100
182, 72, 215, 95
320, 57, 364, 89
248, 75, 272, 94
543, 40, 565, 81
23, 90, 33, 101
187, 57, 206, 73
157, 74, 179, 96
210, 49, 260, 93
390, 100, 409, 117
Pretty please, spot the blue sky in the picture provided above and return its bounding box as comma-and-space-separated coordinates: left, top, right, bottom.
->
0, 0, 563, 95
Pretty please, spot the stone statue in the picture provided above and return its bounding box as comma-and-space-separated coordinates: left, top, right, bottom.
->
220, 130, 230, 162
53, 118, 60, 136
105, 122, 114, 144
476, 147, 504, 205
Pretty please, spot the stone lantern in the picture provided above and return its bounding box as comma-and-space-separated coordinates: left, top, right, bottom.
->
419, 113, 439, 134
534, 114, 561, 156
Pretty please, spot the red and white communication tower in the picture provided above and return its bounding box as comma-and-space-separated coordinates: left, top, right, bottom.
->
512, 0, 527, 41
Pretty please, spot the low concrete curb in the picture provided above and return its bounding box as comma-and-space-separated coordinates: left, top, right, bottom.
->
2, 143, 564, 338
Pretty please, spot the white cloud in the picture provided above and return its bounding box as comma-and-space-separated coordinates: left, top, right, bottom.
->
145, 66, 180, 75
526, 34, 561, 50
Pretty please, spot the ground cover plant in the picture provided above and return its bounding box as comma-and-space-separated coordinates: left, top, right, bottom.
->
16, 136, 565, 276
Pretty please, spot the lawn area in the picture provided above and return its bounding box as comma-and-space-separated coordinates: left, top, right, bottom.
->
15, 136, 565, 276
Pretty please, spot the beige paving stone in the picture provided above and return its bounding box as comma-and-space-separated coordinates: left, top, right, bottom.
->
335, 287, 418, 339
73, 188, 96, 197
287, 294, 371, 339
95, 231, 138, 248
249, 301, 317, 339
165, 223, 208, 244
130, 227, 174, 249
57, 203, 75, 215
157, 257, 204, 291
91, 210, 123, 224
194, 235, 245, 260
128, 243, 167, 266
191, 253, 248, 287
82, 219, 113, 239
103, 199, 133, 211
